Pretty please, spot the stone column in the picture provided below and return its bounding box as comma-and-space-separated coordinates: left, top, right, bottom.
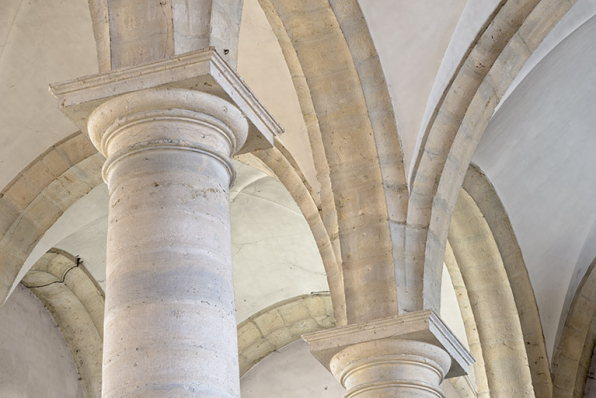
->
50, 50, 282, 398
303, 310, 474, 398
92, 88, 246, 397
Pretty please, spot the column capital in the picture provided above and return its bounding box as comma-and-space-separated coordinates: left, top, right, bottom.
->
50, 48, 283, 155
302, 309, 474, 379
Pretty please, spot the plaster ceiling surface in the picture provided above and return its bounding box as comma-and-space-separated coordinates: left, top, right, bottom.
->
10, 184, 109, 297
241, 340, 346, 397
0, 284, 84, 398
473, 14, 596, 359
0, 0, 97, 191
21, 161, 329, 323
412, 0, 596, 181
231, 162, 329, 322
357, 0, 468, 176
241, 340, 462, 398
238, 0, 320, 197
497, 0, 596, 111
0, 0, 23, 56
413, 0, 501, 180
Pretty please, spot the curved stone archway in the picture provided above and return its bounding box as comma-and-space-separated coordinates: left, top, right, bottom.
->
445, 164, 551, 397
257, 0, 405, 323
241, 295, 477, 397
0, 132, 103, 305
449, 189, 534, 396
407, 0, 578, 317
238, 294, 336, 376
462, 164, 551, 396
257, 0, 578, 335
0, 132, 344, 327
21, 249, 104, 398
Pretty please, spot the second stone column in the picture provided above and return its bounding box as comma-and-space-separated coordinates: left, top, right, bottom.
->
89, 88, 248, 398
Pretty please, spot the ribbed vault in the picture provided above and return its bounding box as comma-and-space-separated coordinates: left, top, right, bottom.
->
0, 133, 103, 305
0, 1, 586, 395
0, 132, 344, 327
408, 0, 578, 316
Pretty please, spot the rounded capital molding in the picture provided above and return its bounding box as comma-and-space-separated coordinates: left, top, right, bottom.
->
87, 88, 249, 184
331, 339, 451, 398
88, 88, 248, 155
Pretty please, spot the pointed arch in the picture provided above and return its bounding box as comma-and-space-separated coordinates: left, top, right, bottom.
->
445, 164, 551, 397
257, 0, 407, 323
405, 0, 577, 317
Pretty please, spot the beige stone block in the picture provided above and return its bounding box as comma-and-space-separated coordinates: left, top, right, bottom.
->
26, 194, 63, 233
254, 309, 285, 335
242, 339, 277, 364
23, 156, 64, 193
237, 321, 263, 351
321, 295, 334, 317
314, 315, 335, 329
278, 299, 310, 325
0, 199, 20, 239
288, 318, 319, 338
55, 133, 96, 166
304, 295, 325, 317
519, 0, 572, 52
2, 214, 41, 256
265, 327, 293, 348
39, 145, 76, 179
2, 175, 39, 212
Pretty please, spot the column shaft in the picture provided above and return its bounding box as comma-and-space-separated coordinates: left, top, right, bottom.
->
90, 88, 248, 398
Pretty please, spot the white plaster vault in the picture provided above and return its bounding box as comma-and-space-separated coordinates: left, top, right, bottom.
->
1, 0, 596, 396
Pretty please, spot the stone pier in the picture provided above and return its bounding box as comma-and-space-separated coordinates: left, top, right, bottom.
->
51, 49, 282, 398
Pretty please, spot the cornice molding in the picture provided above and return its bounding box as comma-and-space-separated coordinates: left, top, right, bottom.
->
50, 48, 283, 155
303, 309, 474, 379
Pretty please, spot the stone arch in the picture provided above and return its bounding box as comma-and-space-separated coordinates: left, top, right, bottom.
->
238, 294, 336, 376
85, 0, 410, 325
462, 164, 550, 396
0, 131, 346, 331
252, 142, 347, 325
445, 164, 551, 397
256, 0, 407, 323
240, 294, 477, 396
552, 257, 596, 397
21, 249, 104, 398
449, 189, 534, 396
444, 242, 490, 397
0, 132, 103, 305
405, 0, 577, 316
